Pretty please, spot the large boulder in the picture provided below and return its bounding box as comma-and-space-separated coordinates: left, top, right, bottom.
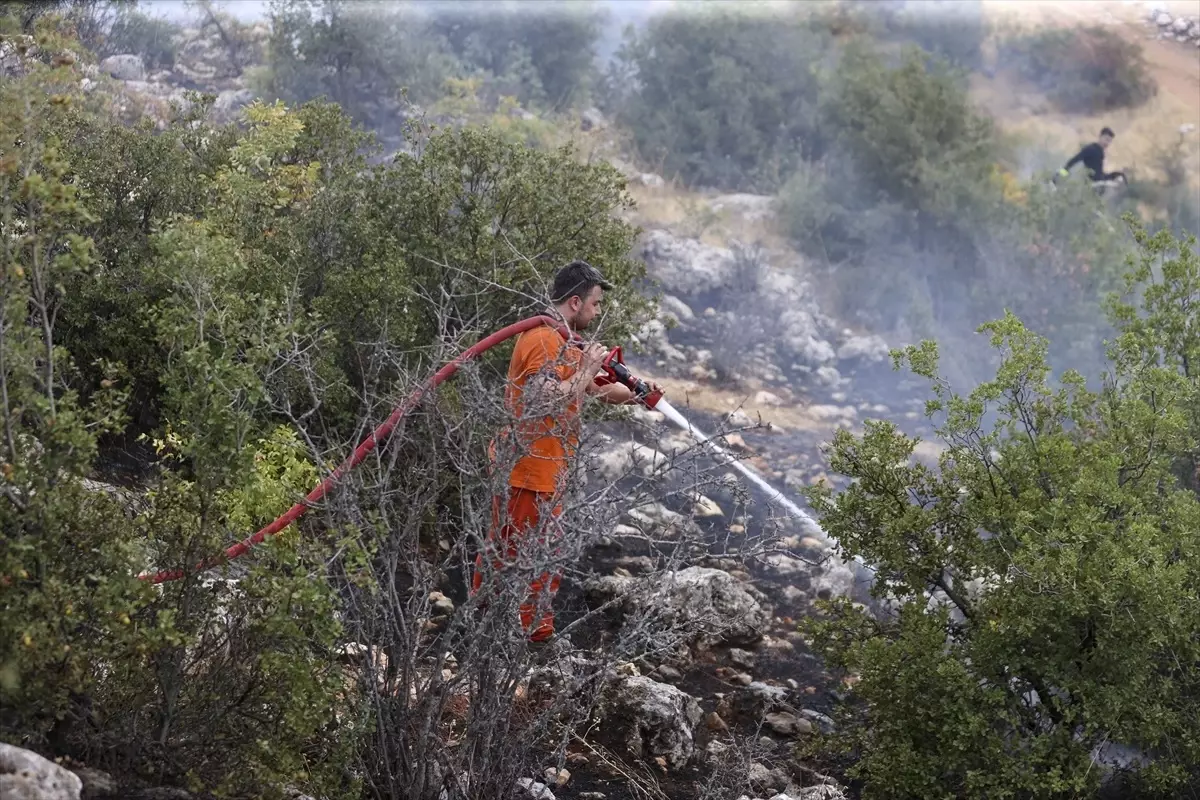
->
586, 566, 771, 647
0, 743, 83, 800
640, 229, 736, 296
99, 54, 146, 81
599, 676, 702, 769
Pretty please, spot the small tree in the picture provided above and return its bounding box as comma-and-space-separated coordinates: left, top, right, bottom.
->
428, 2, 603, 112
999, 25, 1157, 114
256, 0, 458, 136
802, 223, 1200, 798
605, 6, 833, 191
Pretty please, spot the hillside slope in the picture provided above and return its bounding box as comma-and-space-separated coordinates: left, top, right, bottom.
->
979, 0, 1200, 182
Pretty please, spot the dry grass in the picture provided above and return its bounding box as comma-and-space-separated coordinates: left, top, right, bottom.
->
622, 182, 783, 249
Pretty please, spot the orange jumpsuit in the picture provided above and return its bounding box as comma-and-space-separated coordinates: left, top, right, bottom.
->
470, 324, 585, 642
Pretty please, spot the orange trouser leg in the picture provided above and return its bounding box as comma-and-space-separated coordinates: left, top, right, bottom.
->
470, 487, 562, 641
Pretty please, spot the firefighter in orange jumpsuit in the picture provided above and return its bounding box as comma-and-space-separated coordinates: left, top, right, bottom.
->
470, 260, 661, 643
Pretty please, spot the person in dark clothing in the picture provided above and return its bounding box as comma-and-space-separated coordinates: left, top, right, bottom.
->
1058, 127, 1125, 184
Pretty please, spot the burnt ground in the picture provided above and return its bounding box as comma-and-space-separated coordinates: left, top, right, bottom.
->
517, 399, 894, 800
483, 331, 947, 799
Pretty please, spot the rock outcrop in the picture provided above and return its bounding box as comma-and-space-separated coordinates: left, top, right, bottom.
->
635, 229, 890, 390
587, 566, 771, 648
598, 676, 703, 769
1146, 6, 1200, 45
0, 743, 83, 800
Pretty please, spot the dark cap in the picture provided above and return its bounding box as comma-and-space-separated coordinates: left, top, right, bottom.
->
551, 259, 612, 303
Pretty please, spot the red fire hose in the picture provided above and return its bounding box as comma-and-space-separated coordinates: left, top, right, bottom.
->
140, 314, 570, 585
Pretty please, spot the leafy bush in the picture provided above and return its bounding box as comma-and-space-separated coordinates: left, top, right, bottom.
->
803, 224, 1200, 798
880, 0, 988, 70
999, 25, 1157, 113
1122, 132, 1200, 239
604, 7, 834, 191
427, 2, 603, 111
820, 44, 997, 226
777, 44, 998, 346
0, 46, 362, 796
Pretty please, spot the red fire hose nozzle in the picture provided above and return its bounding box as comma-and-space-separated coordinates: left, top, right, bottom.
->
592, 345, 663, 409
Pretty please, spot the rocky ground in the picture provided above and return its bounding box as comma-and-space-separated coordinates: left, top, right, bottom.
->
521, 223, 938, 800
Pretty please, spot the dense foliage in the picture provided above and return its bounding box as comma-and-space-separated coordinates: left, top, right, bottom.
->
427, 3, 602, 111
604, 8, 834, 192
255, 0, 457, 133
2, 2, 1196, 798
257, 0, 603, 137
776, 41, 1134, 379
804, 225, 1200, 799
0, 19, 645, 797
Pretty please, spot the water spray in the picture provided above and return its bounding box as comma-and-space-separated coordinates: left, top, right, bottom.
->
584, 339, 832, 539
654, 399, 828, 541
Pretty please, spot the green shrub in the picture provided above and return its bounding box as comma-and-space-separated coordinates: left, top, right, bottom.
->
999, 25, 1157, 113
0, 51, 362, 796
821, 43, 997, 225
1121, 132, 1200, 238
3, 23, 653, 793
803, 224, 1200, 798
428, 3, 603, 111
604, 7, 833, 191
256, 0, 459, 133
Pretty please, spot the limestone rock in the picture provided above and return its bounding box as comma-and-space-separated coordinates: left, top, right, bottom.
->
71, 766, 116, 799
0, 743, 83, 800
692, 494, 724, 518
749, 762, 790, 793
640, 229, 735, 296
580, 107, 606, 131
600, 676, 702, 769
586, 566, 771, 647
764, 711, 814, 737
658, 294, 696, 324
754, 390, 784, 406
516, 777, 556, 800
795, 786, 850, 800
99, 53, 145, 81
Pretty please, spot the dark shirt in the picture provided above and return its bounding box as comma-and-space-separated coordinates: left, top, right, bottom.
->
1064, 143, 1119, 181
